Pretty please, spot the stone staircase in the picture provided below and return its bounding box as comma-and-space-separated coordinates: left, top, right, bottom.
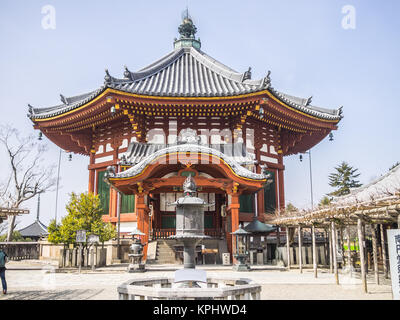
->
147, 240, 180, 264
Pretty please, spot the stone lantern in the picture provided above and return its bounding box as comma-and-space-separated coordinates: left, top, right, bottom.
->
127, 228, 146, 273
232, 225, 251, 271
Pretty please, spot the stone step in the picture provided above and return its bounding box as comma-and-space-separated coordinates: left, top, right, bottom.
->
156, 259, 179, 264
157, 249, 174, 254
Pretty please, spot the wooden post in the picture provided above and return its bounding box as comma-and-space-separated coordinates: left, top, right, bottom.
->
331, 221, 339, 285
286, 226, 291, 270
380, 224, 388, 279
324, 229, 329, 267
363, 223, 368, 274
117, 192, 122, 260
357, 218, 367, 293
312, 224, 317, 278
298, 226, 303, 273
328, 226, 333, 273
371, 224, 379, 285
229, 192, 240, 264
339, 227, 344, 265
276, 226, 281, 263
346, 226, 352, 277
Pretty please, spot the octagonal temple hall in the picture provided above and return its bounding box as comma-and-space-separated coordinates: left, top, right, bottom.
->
28, 14, 342, 262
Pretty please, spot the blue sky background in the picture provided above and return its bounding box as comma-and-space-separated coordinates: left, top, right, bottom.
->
1, 0, 400, 229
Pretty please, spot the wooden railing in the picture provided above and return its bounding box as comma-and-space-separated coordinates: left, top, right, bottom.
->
151, 229, 223, 240
0, 242, 40, 261
151, 229, 176, 240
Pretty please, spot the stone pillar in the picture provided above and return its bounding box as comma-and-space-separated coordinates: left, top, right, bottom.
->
331, 221, 339, 285
286, 227, 291, 269
298, 226, 303, 273
371, 224, 379, 285
380, 224, 388, 279
357, 218, 367, 293
312, 224, 317, 278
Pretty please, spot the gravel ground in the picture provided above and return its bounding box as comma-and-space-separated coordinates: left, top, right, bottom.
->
0, 261, 393, 300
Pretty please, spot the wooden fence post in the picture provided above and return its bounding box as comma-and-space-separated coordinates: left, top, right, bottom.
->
329, 225, 333, 273
331, 221, 339, 285
380, 224, 388, 279
371, 224, 379, 285
298, 226, 303, 273
357, 218, 367, 293
286, 226, 291, 270
312, 224, 317, 278
347, 226, 352, 277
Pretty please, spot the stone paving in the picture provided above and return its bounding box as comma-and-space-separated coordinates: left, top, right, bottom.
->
0, 260, 393, 300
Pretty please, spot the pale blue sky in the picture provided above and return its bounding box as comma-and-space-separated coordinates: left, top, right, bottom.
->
1, 0, 400, 229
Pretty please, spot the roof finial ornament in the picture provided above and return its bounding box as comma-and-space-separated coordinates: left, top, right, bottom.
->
338, 106, 344, 118
104, 69, 112, 84
306, 96, 313, 106
178, 8, 197, 39
124, 65, 133, 80
261, 70, 272, 89
174, 9, 201, 49
243, 67, 252, 81
60, 94, 67, 104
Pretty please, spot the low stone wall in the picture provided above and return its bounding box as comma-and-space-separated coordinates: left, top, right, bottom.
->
38, 239, 132, 265
59, 247, 107, 268
0, 242, 40, 260
118, 277, 261, 300
39, 240, 64, 261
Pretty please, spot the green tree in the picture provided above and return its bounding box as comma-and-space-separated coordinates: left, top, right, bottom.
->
47, 192, 116, 246
0, 231, 32, 242
389, 162, 400, 171
328, 162, 362, 196
285, 202, 298, 212
319, 196, 331, 207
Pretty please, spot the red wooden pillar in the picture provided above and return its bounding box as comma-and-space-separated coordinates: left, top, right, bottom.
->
136, 193, 150, 261
254, 147, 264, 219
88, 152, 95, 193
108, 148, 119, 219
227, 191, 240, 263
278, 168, 285, 210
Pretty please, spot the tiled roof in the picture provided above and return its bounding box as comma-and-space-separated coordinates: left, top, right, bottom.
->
110, 142, 270, 181
18, 220, 48, 238
124, 141, 256, 166
28, 47, 342, 121
244, 217, 276, 234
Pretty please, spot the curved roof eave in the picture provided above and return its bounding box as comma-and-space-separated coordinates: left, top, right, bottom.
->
28, 47, 342, 122
108, 143, 269, 182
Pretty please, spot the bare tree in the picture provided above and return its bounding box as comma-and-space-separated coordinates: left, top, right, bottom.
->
0, 221, 7, 236
0, 124, 57, 241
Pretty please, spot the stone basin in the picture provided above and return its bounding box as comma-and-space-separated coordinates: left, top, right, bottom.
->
117, 277, 261, 300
